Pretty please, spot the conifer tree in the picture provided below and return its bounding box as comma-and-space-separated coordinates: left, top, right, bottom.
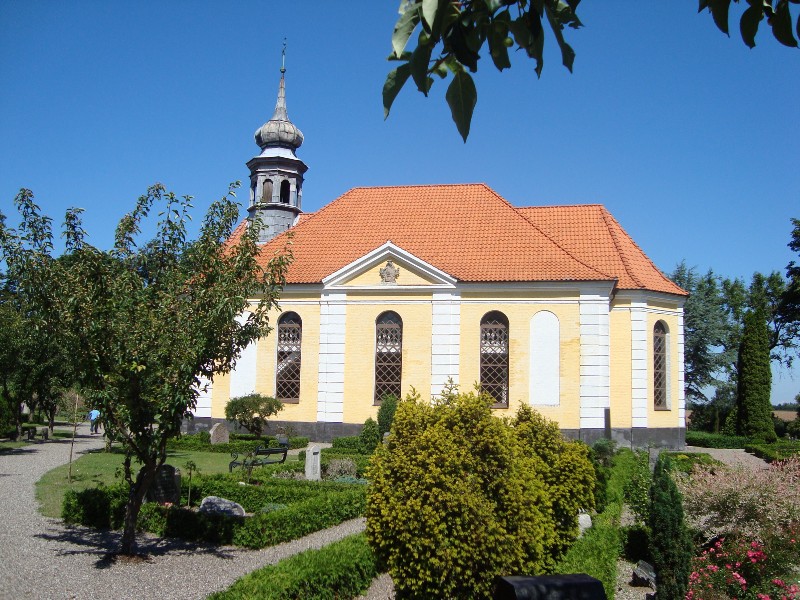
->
735, 309, 776, 441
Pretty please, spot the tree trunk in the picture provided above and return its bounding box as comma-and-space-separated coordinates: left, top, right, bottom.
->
119, 463, 157, 555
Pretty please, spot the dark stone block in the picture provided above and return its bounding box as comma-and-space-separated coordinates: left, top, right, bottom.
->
494, 574, 607, 600
632, 560, 656, 589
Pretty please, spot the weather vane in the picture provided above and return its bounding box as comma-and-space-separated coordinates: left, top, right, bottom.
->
281, 39, 287, 74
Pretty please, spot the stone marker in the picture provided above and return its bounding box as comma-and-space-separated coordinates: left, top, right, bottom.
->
305, 444, 321, 481
494, 574, 607, 600
276, 433, 289, 448
40, 428, 49, 441
578, 512, 592, 536
632, 560, 657, 589
145, 464, 181, 505
209, 422, 230, 445
199, 496, 246, 517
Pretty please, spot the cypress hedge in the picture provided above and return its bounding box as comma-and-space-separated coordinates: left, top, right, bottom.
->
735, 309, 776, 442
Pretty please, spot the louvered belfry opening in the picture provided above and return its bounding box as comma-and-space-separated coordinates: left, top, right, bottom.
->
653, 321, 667, 410
276, 312, 302, 403
375, 311, 402, 404
480, 311, 509, 408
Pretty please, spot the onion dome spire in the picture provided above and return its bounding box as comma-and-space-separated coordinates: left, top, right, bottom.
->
254, 42, 304, 151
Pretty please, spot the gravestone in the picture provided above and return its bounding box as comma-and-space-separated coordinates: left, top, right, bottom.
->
632, 560, 656, 589
578, 512, 592, 536
494, 574, 607, 600
199, 496, 245, 517
209, 422, 230, 445
145, 464, 181, 505
276, 433, 289, 448
305, 444, 321, 481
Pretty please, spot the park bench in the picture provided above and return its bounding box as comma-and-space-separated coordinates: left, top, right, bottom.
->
229, 444, 288, 473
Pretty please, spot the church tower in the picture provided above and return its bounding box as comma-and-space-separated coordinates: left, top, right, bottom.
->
247, 51, 307, 243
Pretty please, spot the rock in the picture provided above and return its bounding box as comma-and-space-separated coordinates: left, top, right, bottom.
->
198, 496, 245, 517
578, 512, 592, 536
632, 560, 656, 589
209, 422, 230, 445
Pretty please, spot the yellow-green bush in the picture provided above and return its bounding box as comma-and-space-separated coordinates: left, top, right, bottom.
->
366, 390, 595, 599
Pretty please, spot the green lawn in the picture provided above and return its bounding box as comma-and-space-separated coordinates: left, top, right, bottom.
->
35, 447, 300, 518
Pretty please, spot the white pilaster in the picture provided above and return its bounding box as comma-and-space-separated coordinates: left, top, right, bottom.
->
677, 308, 686, 428
229, 314, 258, 399
431, 291, 461, 397
580, 291, 611, 429
530, 310, 560, 405
317, 292, 347, 422
630, 301, 648, 428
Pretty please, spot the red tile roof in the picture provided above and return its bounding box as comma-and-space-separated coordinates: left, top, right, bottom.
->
247, 184, 684, 295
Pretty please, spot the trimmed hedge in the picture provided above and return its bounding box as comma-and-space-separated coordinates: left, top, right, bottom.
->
685, 431, 752, 449
745, 440, 800, 462
186, 474, 363, 512
297, 448, 372, 478
331, 435, 363, 451
136, 487, 366, 548
63, 475, 367, 550
167, 433, 309, 453
208, 533, 377, 600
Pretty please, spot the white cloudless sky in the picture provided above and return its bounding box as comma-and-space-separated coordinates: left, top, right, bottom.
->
1, 2, 798, 402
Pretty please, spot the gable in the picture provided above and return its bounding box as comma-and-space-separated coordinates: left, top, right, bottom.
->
323, 241, 456, 290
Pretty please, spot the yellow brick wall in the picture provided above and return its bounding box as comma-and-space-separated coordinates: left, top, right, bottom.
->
609, 306, 633, 428
342, 299, 433, 423
458, 297, 582, 430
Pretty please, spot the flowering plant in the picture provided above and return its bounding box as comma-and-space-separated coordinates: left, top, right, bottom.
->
686, 532, 799, 600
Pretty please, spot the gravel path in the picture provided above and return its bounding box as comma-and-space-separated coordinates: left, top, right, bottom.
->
683, 445, 770, 470
0, 425, 364, 600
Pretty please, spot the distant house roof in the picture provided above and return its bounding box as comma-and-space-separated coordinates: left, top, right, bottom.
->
235, 183, 685, 295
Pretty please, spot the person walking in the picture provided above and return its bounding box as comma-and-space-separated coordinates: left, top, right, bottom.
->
88, 408, 100, 434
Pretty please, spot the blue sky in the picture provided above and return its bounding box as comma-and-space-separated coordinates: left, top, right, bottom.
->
1, 2, 798, 402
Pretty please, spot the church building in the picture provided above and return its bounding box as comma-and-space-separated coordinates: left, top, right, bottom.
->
192, 67, 688, 448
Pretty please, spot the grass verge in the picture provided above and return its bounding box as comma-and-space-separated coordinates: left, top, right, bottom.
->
35, 447, 284, 517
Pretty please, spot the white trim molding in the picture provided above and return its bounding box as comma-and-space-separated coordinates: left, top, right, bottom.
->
229, 313, 258, 399
431, 291, 461, 397
317, 292, 347, 422
580, 290, 611, 429
630, 301, 648, 428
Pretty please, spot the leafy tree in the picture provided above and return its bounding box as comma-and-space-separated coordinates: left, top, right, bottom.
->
781, 217, 800, 346
670, 262, 729, 404
385, 1, 799, 140
224, 393, 284, 438
0, 195, 74, 437
735, 309, 776, 441
1, 183, 290, 556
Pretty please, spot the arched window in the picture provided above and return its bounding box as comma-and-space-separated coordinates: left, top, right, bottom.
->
653, 321, 668, 410
375, 311, 402, 404
276, 312, 302, 403
280, 180, 291, 204
480, 311, 509, 408
261, 179, 273, 203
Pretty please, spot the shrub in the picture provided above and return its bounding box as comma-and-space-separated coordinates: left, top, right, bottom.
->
366, 390, 594, 599
623, 450, 652, 524
745, 439, 800, 462
208, 533, 377, 600
359, 417, 380, 454
330, 436, 363, 452
62, 483, 127, 529
685, 430, 751, 448
323, 458, 358, 480
167, 433, 308, 453
224, 393, 283, 438
735, 309, 777, 442
677, 455, 800, 541
648, 454, 692, 600
377, 393, 398, 437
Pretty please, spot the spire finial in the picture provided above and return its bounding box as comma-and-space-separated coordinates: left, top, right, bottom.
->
281, 39, 286, 74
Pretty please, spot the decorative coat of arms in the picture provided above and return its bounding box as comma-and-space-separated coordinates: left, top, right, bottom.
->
379, 260, 400, 284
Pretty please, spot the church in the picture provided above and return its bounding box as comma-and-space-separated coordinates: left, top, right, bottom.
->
191, 67, 688, 448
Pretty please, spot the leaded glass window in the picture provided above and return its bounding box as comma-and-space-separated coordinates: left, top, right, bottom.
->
276, 312, 302, 403
653, 321, 667, 410
375, 311, 402, 404
480, 311, 509, 408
